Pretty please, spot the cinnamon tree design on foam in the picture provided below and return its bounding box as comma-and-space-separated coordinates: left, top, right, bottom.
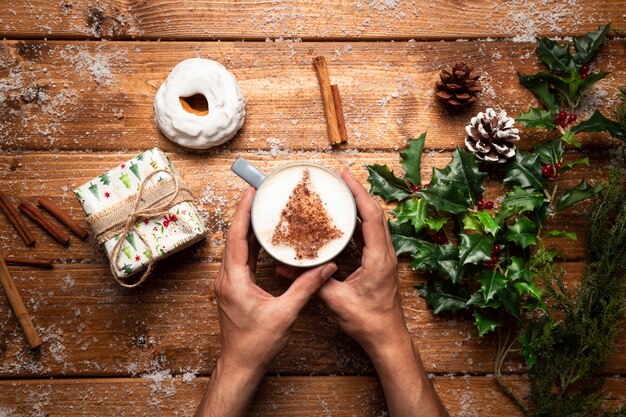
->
272, 169, 343, 260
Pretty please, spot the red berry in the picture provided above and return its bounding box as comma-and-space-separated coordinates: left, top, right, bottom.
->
568, 114, 577, 123
553, 115, 560, 123
491, 254, 499, 262
433, 230, 448, 244
493, 244, 501, 254
558, 111, 567, 121
485, 261, 496, 269
423, 183, 430, 188
477, 200, 485, 209
581, 65, 589, 79
484, 201, 494, 210
412, 185, 422, 192
556, 162, 563, 170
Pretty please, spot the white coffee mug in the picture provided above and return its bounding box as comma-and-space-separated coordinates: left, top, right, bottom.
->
231, 157, 357, 267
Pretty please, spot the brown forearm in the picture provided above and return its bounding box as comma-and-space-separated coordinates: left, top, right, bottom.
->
368, 331, 449, 417
195, 357, 265, 417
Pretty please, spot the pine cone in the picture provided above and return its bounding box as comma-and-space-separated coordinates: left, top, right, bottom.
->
465, 108, 520, 163
435, 62, 481, 108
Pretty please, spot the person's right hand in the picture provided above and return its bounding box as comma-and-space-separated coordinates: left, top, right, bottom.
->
277, 169, 410, 357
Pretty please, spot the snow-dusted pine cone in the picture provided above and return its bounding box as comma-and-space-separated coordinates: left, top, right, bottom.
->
465, 108, 520, 163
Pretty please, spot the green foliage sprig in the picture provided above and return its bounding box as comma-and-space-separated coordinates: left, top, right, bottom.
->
517, 24, 625, 147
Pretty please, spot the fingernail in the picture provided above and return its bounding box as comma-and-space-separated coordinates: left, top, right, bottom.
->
321, 263, 337, 280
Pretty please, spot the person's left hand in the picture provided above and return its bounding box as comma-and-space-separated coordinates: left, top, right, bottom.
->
215, 187, 338, 377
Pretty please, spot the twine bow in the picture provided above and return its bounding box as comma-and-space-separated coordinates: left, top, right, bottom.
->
88, 169, 195, 288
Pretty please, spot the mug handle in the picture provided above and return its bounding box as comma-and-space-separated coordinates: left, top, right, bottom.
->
231, 157, 267, 189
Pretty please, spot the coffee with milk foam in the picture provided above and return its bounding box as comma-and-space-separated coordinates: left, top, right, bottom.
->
252, 165, 355, 267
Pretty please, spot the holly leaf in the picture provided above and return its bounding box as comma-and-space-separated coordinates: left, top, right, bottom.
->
411, 241, 460, 282
391, 198, 446, 234
504, 150, 547, 192
514, 281, 542, 301
507, 217, 538, 249
475, 210, 499, 236
544, 230, 578, 240
477, 269, 507, 303
498, 286, 521, 319
568, 71, 607, 107
556, 179, 607, 212
458, 233, 494, 267
560, 131, 581, 148
535, 36, 574, 72
571, 110, 626, 138
473, 309, 499, 337
534, 138, 564, 168
559, 157, 589, 174
497, 186, 546, 223
389, 220, 420, 256
517, 107, 557, 130
507, 257, 535, 282
466, 292, 502, 309
419, 147, 486, 214
461, 213, 481, 231
572, 24, 610, 67
400, 133, 426, 186
366, 164, 411, 203
517, 72, 559, 113
418, 277, 470, 314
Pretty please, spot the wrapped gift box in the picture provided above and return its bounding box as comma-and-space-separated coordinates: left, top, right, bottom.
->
74, 148, 206, 281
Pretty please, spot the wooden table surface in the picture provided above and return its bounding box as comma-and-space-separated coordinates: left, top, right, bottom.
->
0, 1, 625, 416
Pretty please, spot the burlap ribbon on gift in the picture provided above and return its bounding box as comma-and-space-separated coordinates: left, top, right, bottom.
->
87, 169, 194, 288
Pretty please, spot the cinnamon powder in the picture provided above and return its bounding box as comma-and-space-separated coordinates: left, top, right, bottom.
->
271, 169, 343, 260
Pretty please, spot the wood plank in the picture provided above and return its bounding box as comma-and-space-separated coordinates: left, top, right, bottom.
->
0, 152, 610, 262
0, 0, 623, 41
0, 375, 624, 417
0, 262, 624, 378
0, 40, 624, 152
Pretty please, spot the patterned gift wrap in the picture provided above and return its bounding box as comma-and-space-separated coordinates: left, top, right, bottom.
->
74, 148, 206, 279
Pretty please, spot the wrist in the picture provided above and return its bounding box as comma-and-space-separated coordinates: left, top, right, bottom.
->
366, 329, 418, 372
215, 354, 266, 386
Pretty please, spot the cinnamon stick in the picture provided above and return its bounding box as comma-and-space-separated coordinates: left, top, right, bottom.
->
3, 257, 53, 268
38, 197, 89, 240
0, 254, 43, 349
331, 84, 348, 143
312, 56, 342, 145
0, 193, 35, 246
18, 201, 70, 246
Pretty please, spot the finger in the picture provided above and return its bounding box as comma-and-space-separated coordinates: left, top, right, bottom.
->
352, 218, 365, 253
341, 169, 390, 255
316, 276, 350, 311
280, 262, 337, 313
275, 263, 303, 280
225, 188, 255, 267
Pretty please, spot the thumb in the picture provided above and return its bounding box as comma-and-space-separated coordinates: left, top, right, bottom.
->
280, 262, 337, 313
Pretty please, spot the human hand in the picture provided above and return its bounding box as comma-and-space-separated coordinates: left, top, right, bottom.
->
277, 169, 409, 358
215, 187, 338, 377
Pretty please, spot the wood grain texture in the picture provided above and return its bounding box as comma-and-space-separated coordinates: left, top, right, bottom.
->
0, 152, 611, 262
0, 40, 624, 152
0, 375, 624, 417
0, 0, 624, 41
0, 261, 624, 378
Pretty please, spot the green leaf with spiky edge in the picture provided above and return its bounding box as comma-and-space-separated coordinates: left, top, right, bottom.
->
571, 110, 626, 138
559, 157, 589, 174
388, 220, 421, 256
475, 210, 499, 236
498, 285, 522, 319
560, 131, 581, 148
567, 71, 607, 107
517, 72, 559, 113
517, 107, 557, 130
418, 147, 486, 214
534, 138, 564, 169
400, 133, 426, 186
418, 277, 470, 314
496, 186, 546, 223
507, 257, 535, 282
466, 292, 501, 309
458, 233, 494, 267
535, 36, 575, 72
504, 150, 547, 192
460, 213, 481, 232
477, 269, 507, 303
544, 230, 578, 240
556, 180, 607, 212
391, 198, 446, 234
366, 164, 411, 203
514, 281, 542, 301
473, 309, 499, 337
410, 241, 460, 282
507, 217, 538, 249
572, 24, 611, 67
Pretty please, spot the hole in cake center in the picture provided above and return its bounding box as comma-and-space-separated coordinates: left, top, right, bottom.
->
179, 94, 209, 116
